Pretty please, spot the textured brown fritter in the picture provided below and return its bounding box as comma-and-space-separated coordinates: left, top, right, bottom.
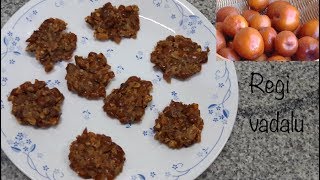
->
26, 18, 77, 72
103, 76, 153, 124
65, 52, 115, 100
85, 2, 140, 43
7, 80, 64, 127
69, 129, 125, 180
154, 101, 204, 149
150, 35, 210, 83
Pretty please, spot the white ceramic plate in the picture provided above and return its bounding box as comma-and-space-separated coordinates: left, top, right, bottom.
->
1, 0, 238, 179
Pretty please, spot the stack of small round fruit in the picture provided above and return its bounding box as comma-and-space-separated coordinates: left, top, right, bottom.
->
216, 0, 319, 61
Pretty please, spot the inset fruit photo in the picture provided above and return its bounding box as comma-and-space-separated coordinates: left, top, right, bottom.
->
216, 0, 319, 61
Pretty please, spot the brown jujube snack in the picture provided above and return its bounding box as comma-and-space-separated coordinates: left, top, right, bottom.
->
216, 22, 224, 33
254, 53, 268, 61
26, 18, 77, 72
267, 3, 300, 32
266, 1, 291, 18
216, 30, 226, 52
154, 101, 204, 149
274, 31, 298, 57
298, 19, 319, 39
103, 76, 153, 124
242, 10, 260, 22
218, 48, 240, 61
267, 55, 289, 61
69, 129, 125, 180
223, 15, 248, 38
150, 35, 209, 83
233, 27, 264, 60
294, 36, 319, 61
85, 2, 140, 43
65, 52, 115, 100
249, 15, 271, 30
216, 6, 239, 22
248, 0, 269, 12
8, 80, 64, 127
259, 27, 277, 53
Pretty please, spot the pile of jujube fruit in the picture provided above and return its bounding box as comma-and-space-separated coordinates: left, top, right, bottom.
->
216, 0, 319, 61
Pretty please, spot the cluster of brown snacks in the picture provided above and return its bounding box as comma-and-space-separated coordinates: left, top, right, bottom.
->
103, 76, 153, 124
85, 2, 140, 43
151, 35, 210, 83
7, 80, 64, 127
26, 18, 77, 72
216, 0, 319, 61
8, 2, 210, 178
69, 129, 125, 180
153, 101, 204, 149
65, 52, 115, 100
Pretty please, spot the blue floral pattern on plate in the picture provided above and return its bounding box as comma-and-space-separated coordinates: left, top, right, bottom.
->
116, 65, 125, 74
171, 91, 179, 101
54, 0, 64, 7
106, 48, 114, 58
152, 74, 162, 85
46, 80, 61, 88
208, 63, 232, 124
136, 51, 144, 61
6, 132, 64, 180
80, 36, 89, 44
1, 31, 22, 60
82, 110, 91, 120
